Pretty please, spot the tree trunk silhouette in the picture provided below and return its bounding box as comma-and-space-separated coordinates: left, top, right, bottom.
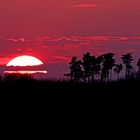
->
110, 69, 112, 81
117, 73, 120, 81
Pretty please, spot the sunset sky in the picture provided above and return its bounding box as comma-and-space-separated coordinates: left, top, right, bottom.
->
0, 0, 140, 78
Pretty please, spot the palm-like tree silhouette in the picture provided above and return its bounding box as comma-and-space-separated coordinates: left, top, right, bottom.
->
65, 56, 82, 81
82, 52, 97, 82
82, 52, 92, 82
94, 55, 103, 81
137, 58, 140, 71
137, 58, 140, 78
65, 52, 138, 82
114, 64, 123, 80
90, 55, 96, 81
121, 53, 133, 78
101, 53, 115, 81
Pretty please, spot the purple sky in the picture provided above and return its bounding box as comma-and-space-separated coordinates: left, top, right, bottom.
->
0, 0, 140, 78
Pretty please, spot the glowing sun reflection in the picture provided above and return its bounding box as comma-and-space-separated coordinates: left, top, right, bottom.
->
4, 70, 47, 74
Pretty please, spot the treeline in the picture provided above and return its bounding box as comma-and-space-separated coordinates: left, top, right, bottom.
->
65, 52, 140, 82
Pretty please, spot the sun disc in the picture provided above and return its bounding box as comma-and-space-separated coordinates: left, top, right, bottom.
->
7, 55, 43, 66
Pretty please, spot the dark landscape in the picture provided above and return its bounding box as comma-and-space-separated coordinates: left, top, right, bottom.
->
0, 52, 139, 97
0, 75, 139, 97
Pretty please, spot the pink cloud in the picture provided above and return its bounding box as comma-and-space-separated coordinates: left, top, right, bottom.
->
0, 35, 139, 65
42, 36, 128, 45
130, 36, 140, 40
70, 3, 98, 8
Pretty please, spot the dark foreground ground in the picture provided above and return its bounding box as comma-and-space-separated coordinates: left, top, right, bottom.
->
0, 75, 139, 97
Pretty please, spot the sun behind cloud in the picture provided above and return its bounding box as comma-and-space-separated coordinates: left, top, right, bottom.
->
7, 55, 43, 67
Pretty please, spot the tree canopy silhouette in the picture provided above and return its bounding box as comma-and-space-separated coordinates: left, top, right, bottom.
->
137, 58, 140, 71
65, 56, 82, 81
121, 53, 133, 78
65, 52, 140, 82
114, 64, 123, 80
137, 58, 140, 78
82, 52, 96, 82
101, 53, 115, 81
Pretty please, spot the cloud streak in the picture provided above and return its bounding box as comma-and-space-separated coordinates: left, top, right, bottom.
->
70, 3, 99, 8
0, 35, 140, 65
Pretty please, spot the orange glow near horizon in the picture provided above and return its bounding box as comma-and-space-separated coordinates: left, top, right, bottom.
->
7, 55, 43, 67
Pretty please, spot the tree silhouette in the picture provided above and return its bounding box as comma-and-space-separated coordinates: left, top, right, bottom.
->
101, 53, 115, 81
82, 52, 96, 82
94, 55, 103, 81
90, 55, 96, 81
114, 64, 123, 80
121, 53, 133, 78
66, 52, 139, 82
82, 52, 92, 82
137, 58, 140, 78
137, 58, 140, 71
65, 57, 82, 82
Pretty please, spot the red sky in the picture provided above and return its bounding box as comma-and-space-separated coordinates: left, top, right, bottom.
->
0, 0, 140, 37
0, 0, 140, 78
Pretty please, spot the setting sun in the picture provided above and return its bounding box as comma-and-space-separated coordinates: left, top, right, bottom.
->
7, 55, 43, 67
